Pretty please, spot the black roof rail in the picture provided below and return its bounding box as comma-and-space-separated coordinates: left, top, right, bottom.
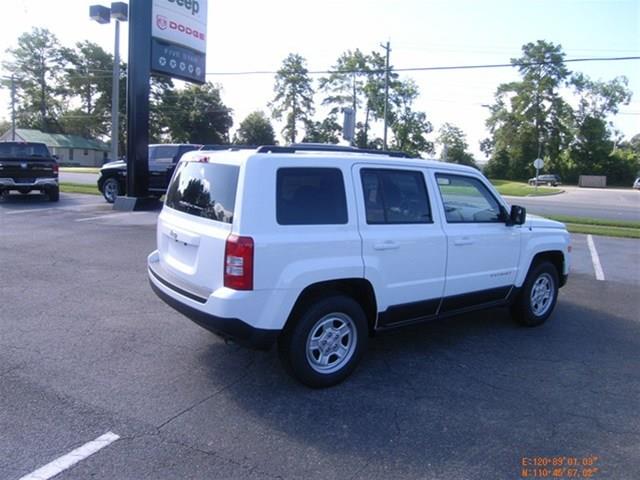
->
255, 144, 412, 158
200, 144, 258, 151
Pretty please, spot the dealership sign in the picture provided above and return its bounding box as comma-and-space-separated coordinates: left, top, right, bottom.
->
151, 0, 207, 83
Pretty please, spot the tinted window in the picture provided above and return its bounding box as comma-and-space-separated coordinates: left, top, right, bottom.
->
165, 161, 239, 223
436, 174, 502, 223
361, 169, 432, 224
0, 142, 50, 159
150, 146, 179, 163
277, 168, 348, 225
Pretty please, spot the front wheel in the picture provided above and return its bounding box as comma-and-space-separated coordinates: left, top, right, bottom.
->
278, 295, 368, 388
102, 177, 120, 203
511, 261, 559, 327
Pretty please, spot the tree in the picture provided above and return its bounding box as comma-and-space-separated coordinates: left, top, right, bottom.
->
437, 123, 477, 168
389, 80, 433, 157
234, 111, 276, 145
302, 114, 341, 144
60, 41, 114, 138
159, 82, 233, 144
319, 49, 397, 148
270, 54, 314, 143
483, 41, 573, 180
2, 28, 70, 132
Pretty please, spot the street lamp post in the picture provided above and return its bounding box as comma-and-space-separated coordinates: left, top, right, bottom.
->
90, 2, 128, 163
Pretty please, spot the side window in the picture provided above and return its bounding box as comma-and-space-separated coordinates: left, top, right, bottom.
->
361, 169, 432, 224
277, 168, 348, 225
150, 146, 178, 164
436, 174, 503, 223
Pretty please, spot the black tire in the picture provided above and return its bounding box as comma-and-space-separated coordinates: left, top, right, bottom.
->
511, 261, 559, 327
278, 295, 368, 388
47, 187, 59, 202
102, 177, 120, 203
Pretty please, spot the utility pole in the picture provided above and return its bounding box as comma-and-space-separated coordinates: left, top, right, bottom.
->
11, 75, 16, 140
112, 17, 121, 162
381, 41, 391, 150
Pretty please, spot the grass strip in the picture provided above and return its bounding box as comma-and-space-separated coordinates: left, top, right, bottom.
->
60, 182, 101, 195
563, 223, 640, 239
545, 215, 640, 229
491, 180, 561, 197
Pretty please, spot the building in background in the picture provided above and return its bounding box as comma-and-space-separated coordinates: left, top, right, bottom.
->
0, 129, 110, 166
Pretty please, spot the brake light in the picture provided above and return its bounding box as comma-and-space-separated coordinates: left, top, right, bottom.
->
52, 163, 59, 175
224, 235, 254, 290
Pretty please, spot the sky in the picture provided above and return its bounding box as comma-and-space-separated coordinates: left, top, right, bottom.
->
1, 0, 639, 160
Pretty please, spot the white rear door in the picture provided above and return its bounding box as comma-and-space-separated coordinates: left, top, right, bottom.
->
353, 164, 447, 328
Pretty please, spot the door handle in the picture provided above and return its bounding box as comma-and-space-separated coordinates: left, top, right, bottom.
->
453, 237, 474, 246
373, 241, 400, 251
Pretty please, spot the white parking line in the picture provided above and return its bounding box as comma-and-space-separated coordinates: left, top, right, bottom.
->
75, 212, 144, 222
586, 234, 605, 281
3, 204, 106, 216
18, 431, 120, 480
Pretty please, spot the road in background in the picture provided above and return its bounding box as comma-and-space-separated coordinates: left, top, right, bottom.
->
1, 193, 639, 480
59, 172, 99, 185
505, 186, 640, 221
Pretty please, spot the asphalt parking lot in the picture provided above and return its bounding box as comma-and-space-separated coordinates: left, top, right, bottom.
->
1, 193, 639, 480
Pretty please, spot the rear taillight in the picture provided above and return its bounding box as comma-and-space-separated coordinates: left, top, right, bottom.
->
224, 235, 254, 290
52, 163, 59, 175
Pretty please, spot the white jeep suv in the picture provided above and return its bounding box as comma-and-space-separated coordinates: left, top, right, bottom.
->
148, 145, 570, 387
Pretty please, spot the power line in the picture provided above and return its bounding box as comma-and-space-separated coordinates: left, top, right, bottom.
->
203, 56, 640, 76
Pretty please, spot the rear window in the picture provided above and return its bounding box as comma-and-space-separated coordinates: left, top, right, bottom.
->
0, 142, 50, 159
277, 168, 348, 225
165, 161, 239, 223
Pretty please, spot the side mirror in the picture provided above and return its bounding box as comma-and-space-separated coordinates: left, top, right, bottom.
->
508, 205, 526, 226
52, 154, 59, 161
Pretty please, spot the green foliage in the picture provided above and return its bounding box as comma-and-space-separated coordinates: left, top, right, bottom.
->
388, 80, 433, 157
61, 41, 114, 138
437, 122, 477, 167
234, 111, 276, 145
157, 82, 233, 144
302, 114, 341, 144
319, 49, 398, 148
2, 28, 70, 132
483, 40, 634, 184
270, 54, 315, 143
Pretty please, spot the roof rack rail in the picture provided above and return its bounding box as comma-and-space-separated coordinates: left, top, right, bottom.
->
255, 144, 411, 158
200, 144, 258, 152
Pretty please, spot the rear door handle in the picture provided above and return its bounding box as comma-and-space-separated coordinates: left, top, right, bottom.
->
373, 241, 400, 251
453, 237, 474, 246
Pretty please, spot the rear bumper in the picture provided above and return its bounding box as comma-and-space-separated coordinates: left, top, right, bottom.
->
148, 260, 279, 350
0, 177, 58, 188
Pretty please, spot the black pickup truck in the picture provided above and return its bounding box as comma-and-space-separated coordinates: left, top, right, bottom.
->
97, 144, 200, 203
0, 142, 59, 201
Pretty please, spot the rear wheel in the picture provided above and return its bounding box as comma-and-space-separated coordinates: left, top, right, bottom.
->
102, 177, 120, 203
47, 186, 59, 202
278, 295, 368, 388
511, 261, 559, 327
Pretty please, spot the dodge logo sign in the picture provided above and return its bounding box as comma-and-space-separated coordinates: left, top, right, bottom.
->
156, 15, 168, 30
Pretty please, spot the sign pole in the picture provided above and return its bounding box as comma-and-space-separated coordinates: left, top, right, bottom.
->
115, 0, 152, 210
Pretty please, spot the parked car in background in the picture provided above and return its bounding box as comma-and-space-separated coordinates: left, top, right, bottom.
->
0, 142, 59, 201
633, 177, 640, 190
528, 174, 562, 187
97, 144, 200, 203
148, 144, 571, 387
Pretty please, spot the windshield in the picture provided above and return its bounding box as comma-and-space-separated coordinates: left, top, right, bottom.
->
0, 142, 51, 159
